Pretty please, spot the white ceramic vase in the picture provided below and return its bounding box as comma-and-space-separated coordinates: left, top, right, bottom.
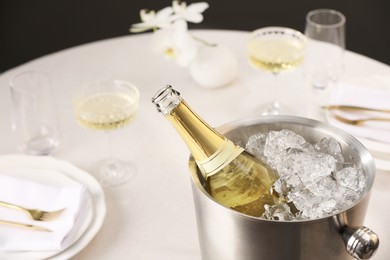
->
189, 44, 238, 89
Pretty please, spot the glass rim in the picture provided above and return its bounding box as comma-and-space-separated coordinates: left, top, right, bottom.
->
73, 79, 140, 103
249, 26, 307, 42
306, 9, 346, 29
9, 70, 51, 88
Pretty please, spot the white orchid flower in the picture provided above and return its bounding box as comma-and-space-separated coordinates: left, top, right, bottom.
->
130, 1, 210, 66
171, 1, 209, 23
130, 7, 173, 33
150, 20, 198, 67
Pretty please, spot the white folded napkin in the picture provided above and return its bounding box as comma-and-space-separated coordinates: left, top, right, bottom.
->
0, 171, 91, 251
328, 82, 390, 144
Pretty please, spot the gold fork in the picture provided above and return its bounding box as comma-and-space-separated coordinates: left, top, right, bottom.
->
0, 201, 65, 221
0, 219, 51, 232
322, 105, 390, 113
333, 114, 390, 126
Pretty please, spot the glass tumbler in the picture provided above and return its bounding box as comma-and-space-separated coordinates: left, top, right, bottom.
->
304, 9, 346, 90
9, 71, 59, 155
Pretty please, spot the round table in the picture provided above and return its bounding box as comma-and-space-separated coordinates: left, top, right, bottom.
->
0, 30, 389, 260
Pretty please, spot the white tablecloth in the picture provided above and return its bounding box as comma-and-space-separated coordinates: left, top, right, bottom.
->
0, 30, 389, 260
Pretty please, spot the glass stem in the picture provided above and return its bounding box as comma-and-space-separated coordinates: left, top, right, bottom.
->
273, 73, 280, 110
106, 131, 115, 164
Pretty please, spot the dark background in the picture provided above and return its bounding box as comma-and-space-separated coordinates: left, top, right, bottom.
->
1, 0, 389, 72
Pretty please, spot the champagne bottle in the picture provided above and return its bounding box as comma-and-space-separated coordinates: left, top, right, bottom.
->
152, 85, 279, 217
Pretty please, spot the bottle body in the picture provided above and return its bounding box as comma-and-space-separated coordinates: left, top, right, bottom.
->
152, 86, 278, 217
206, 150, 277, 217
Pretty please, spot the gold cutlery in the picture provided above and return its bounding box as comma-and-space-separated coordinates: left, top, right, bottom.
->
0, 201, 65, 221
0, 219, 51, 232
322, 105, 390, 113
333, 114, 390, 126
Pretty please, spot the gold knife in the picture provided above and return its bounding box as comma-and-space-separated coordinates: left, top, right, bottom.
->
0, 219, 52, 232
322, 105, 390, 113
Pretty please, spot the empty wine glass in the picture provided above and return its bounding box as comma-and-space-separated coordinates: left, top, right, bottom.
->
247, 27, 307, 115
73, 79, 140, 187
304, 9, 346, 90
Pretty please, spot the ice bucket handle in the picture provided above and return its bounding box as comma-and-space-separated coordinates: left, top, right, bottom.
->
342, 226, 379, 259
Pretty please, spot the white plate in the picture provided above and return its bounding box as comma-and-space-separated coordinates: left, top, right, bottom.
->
324, 111, 390, 172
322, 75, 390, 171
0, 155, 106, 259
374, 157, 390, 172
356, 138, 390, 159
342, 75, 390, 156
0, 167, 93, 257
324, 109, 390, 152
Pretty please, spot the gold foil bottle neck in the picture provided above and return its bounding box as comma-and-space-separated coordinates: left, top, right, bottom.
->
152, 85, 244, 177
197, 139, 244, 178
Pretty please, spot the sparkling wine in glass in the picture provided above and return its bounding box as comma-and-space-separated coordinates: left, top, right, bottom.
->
73, 79, 140, 187
247, 27, 307, 115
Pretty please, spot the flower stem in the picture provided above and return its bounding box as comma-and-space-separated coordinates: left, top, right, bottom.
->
192, 35, 217, 47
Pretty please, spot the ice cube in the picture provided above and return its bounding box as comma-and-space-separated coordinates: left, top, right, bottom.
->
264, 130, 307, 167
306, 176, 337, 198
314, 138, 344, 163
321, 199, 337, 213
262, 203, 294, 221
334, 167, 365, 193
245, 129, 366, 221
275, 154, 302, 178
287, 189, 319, 212
264, 130, 307, 155
301, 152, 336, 179
279, 152, 335, 184
284, 173, 302, 189
246, 133, 267, 159
272, 179, 285, 195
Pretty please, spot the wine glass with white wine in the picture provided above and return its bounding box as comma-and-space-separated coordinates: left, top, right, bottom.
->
247, 27, 307, 115
73, 79, 140, 187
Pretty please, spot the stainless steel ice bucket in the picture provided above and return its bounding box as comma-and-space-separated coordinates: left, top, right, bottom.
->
189, 116, 379, 260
